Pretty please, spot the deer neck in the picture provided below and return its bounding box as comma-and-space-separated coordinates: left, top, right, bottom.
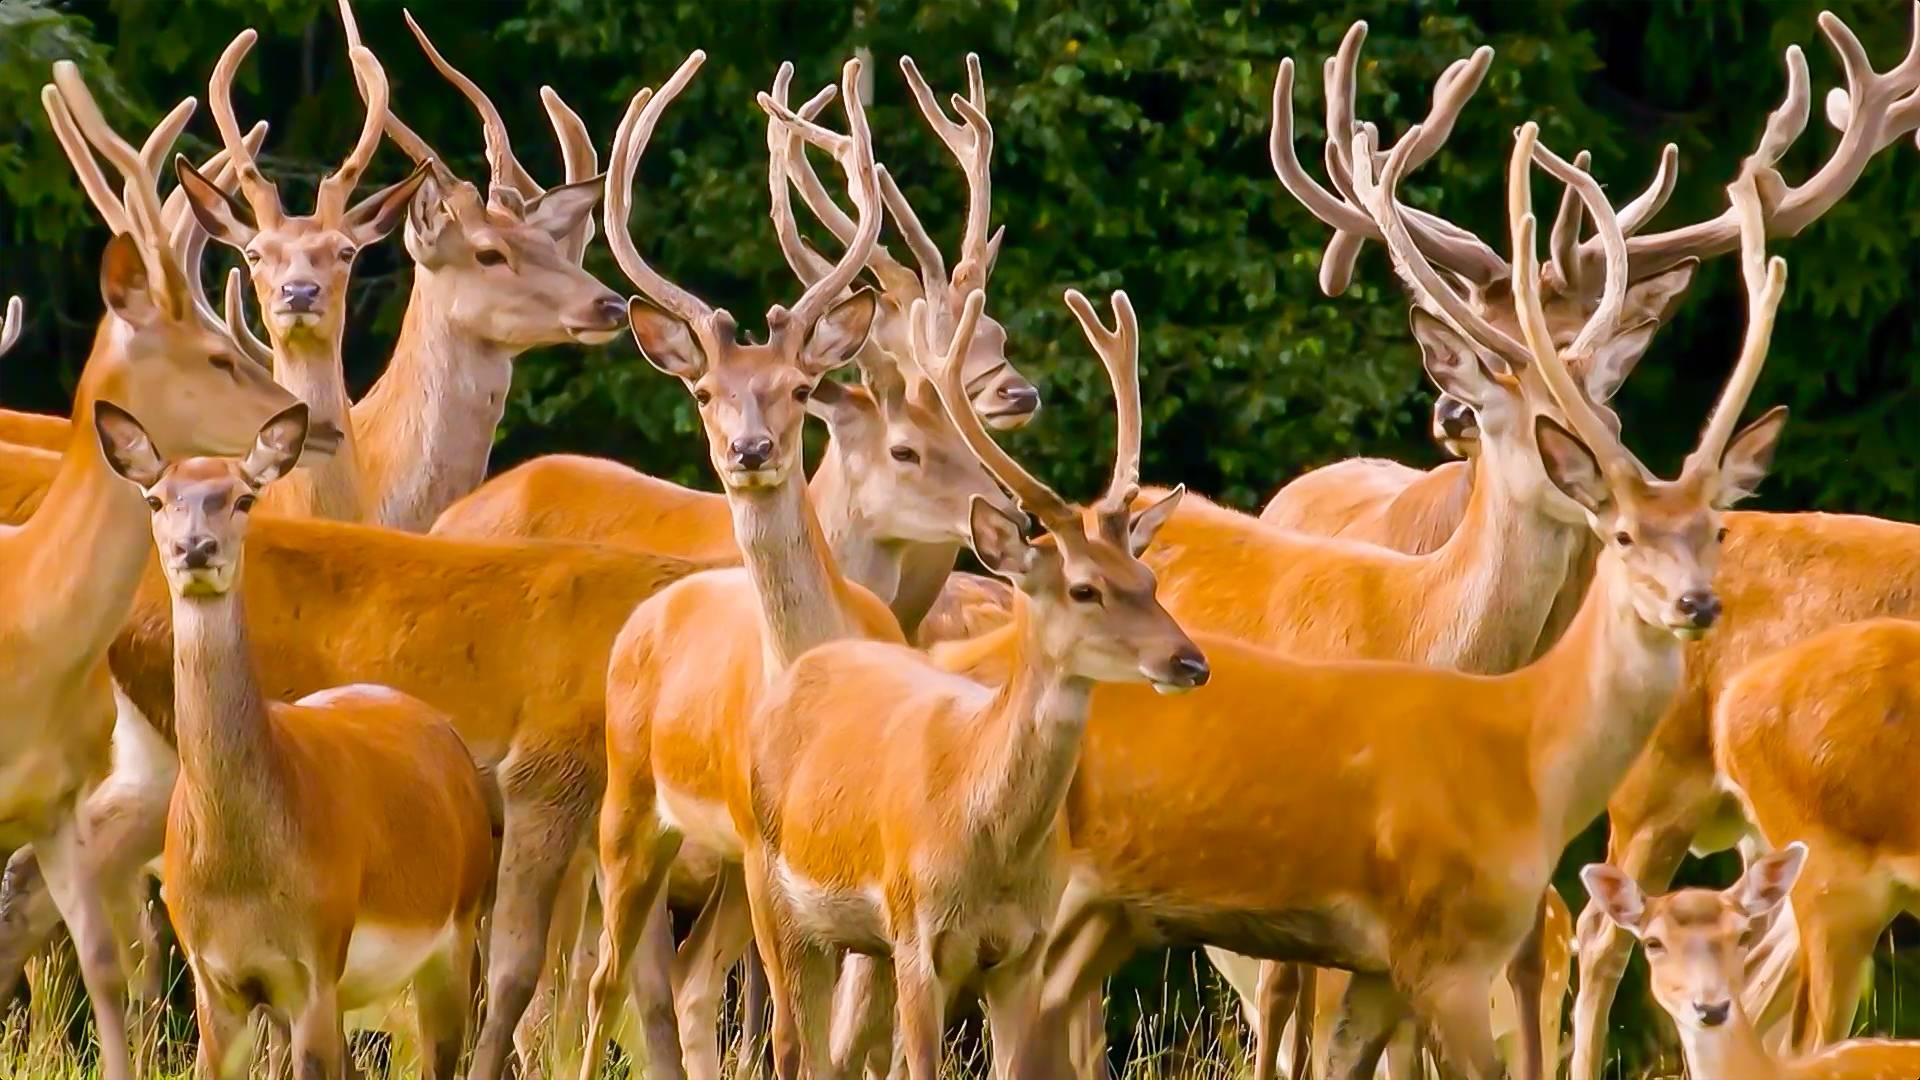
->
351, 270, 514, 531
961, 595, 1093, 860
1413, 433, 1580, 673
168, 582, 286, 837
728, 470, 863, 673
13, 334, 163, 654
1522, 551, 1686, 847
262, 327, 364, 522
1673, 1005, 1781, 1080
806, 441, 906, 608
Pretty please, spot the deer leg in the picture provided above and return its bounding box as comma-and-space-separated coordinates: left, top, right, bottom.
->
578, 822, 681, 1080
1285, 964, 1316, 1080
982, 947, 1046, 1080
413, 911, 479, 1080
830, 952, 896, 1076
1789, 850, 1887, 1053
1252, 961, 1303, 1080
1324, 972, 1404, 1080
0, 847, 60, 1016
1569, 810, 1698, 1080
36, 813, 135, 1080
288, 978, 347, 1080
518, 852, 594, 1073
1501, 895, 1549, 1080
190, 976, 254, 1080
1411, 968, 1502, 1080
740, 949, 773, 1078
741, 844, 831, 1080
892, 943, 947, 1080
672, 867, 755, 1080
1036, 887, 1133, 1080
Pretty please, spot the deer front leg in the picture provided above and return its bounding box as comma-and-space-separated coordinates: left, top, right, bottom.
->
831, 952, 896, 1077
578, 821, 681, 1080
1501, 895, 1549, 1080
0, 846, 60, 1013
1410, 967, 1503, 1080
35, 812, 134, 1080
672, 867, 755, 1080
288, 977, 348, 1080
1324, 972, 1404, 1080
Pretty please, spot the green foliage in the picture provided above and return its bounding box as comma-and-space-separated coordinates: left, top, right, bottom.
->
3, 1, 1920, 1071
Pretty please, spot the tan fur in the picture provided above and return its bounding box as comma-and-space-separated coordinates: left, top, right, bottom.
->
0, 412, 71, 453
1261, 456, 1471, 552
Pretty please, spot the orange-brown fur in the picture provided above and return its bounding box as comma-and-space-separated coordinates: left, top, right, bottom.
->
0, 411, 71, 453
1261, 456, 1473, 553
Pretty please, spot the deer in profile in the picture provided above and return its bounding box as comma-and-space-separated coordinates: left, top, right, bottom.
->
1585, 843, 1920, 1080
98, 403, 493, 1080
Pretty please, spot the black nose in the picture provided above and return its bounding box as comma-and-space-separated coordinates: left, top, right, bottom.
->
997, 383, 1041, 412
1677, 589, 1722, 629
1169, 649, 1210, 688
178, 537, 219, 570
280, 280, 321, 312
1695, 1001, 1731, 1027
730, 436, 774, 471
593, 294, 629, 328
1436, 396, 1475, 438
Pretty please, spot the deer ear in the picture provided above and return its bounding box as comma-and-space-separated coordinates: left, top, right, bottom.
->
629, 297, 708, 381
1128, 484, 1184, 557
406, 172, 454, 253
1731, 842, 1806, 920
1714, 405, 1788, 509
1580, 863, 1649, 935
1411, 308, 1499, 407
344, 161, 432, 245
968, 495, 1037, 579
174, 155, 258, 248
1582, 318, 1659, 404
802, 288, 878, 378
1620, 259, 1697, 325
94, 401, 167, 488
523, 174, 603, 243
100, 234, 161, 327
1536, 416, 1611, 518
238, 403, 309, 488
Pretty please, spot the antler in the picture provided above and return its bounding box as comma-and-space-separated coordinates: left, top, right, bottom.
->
314, 44, 391, 219
1, 297, 23, 357
403, 10, 538, 203
759, 57, 884, 336
539, 85, 600, 261
765, 63, 843, 286
1682, 170, 1788, 479
336, 0, 455, 189
1605, 5, 1920, 278
208, 30, 285, 227
899, 53, 1003, 294
605, 52, 732, 353
1272, 22, 1508, 295
1065, 289, 1143, 526
915, 290, 1077, 530
164, 121, 273, 355
224, 268, 274, 367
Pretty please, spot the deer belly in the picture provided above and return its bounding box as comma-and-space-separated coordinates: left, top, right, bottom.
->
338, 920, 453, 1009
656, 783, 742, 860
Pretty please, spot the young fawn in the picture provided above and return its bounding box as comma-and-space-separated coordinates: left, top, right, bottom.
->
1585, 844, 1920, 1080
100, 404, 494, 1080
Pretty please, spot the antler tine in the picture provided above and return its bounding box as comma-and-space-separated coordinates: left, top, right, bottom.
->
778, 80, 923, 296
1348, 125, 1532, 372
1066, 288, 1144, 515
915, 292, 1073, 528
224, 268, 275, 368
605, 52, 723, 341
899, 54, 995, 291
208, 31, 284, 225
315, 45, 390, 219
140, 98, 197, 181
1617, 143, 1679, 236
1615, 5, 1920, 277
42, 87, 130, 234
540, 86, 599, 262
1507, 123, 1639, 475
1547, 149, 1590, 296
168, 123, 269, 342
877, 167, 946, 287
1531, 139, 1629, 361
1685, 169, 1787, 477
403, 9, 537, 201
162, 119, 264, 238
48, 63, 183, 309
1, 297, 22, 357
766, 63, 838, 285
766, 57, 883, 333
337, 0, 455, 186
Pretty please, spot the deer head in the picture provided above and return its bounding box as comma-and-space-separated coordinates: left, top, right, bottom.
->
42, 63, 340, 462
336, 1, 627, 351
176, 28, 425, 352
99, 402, 308, 598
924, 287, 1208, 692
1583, 843, 1807, 1033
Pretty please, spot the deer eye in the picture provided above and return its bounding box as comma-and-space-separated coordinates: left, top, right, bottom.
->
1716, 527, 1729, 543
475, 248, 508, 268
792, 385, 811, 403
145, 495, 163, 511
889, 446, 920, 464
235, 494, 257, 513
337, 245, 358, 262
1068, 583, 1102, 605
211, 356, 236, 374
1643, 937, 1665, 954
243, 249, 262, 265
693, 388, 713, 406
1614, 531, 1634, 547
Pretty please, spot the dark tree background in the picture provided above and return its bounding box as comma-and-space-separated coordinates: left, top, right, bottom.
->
3, 0, 1919, 1071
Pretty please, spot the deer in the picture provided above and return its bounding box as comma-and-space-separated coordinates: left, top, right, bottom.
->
431, 54, 1033, 644
938, 125, 1790, 1080
572, 53, 949, 1080
739, 285, 1206, 1080
0, 62, 340, 1080
1703, 618, 1920, 1055
0, 297, 72, 451
1584, 844, 1920, 1080
96, 402, 493, 1080
172, 26, 426, 521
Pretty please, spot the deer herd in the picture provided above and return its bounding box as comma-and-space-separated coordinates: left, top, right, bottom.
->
3, 4, 1920, 1080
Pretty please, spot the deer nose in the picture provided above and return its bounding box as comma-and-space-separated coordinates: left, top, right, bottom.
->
997, 383, 1040, 413
730, 436, 775, 471
1694, 1001, 1731, 1028
1435, 396, 1476, 438
593, 294, 629, 329
279, 280, 322, 313
1677, 590, 1722, 629
1168, 648, 1210, 688
177, 537, 220, 570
